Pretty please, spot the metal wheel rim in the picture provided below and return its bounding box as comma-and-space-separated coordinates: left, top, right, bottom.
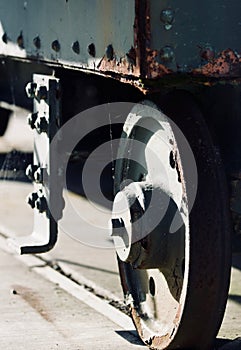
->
114, 92, 231, 349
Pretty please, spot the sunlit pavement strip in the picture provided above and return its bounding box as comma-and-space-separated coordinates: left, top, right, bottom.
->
1, 223, 241, 349
0, 235, 136, 335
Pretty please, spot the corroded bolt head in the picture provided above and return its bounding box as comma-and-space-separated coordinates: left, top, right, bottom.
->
199, 45, 215, 61
160, 8, 175, 29
34, 167, 43, 183
160, 45, 175, 62
36, 196, 48, 213
27, 112, 38, 129
25, 164, 38, 181
27, 192, 38, 209
25, 82, 37, 98
36, 115, 49, 133
37, 86, 48, 100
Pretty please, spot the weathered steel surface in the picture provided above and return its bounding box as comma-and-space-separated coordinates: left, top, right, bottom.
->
0, 1, 240, 81
116, 92, 231, 349
146, 0, 241, 79
0, 0, 138, 76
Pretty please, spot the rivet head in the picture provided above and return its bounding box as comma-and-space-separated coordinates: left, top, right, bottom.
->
36, 196, 48, 213
88, 43, 96, 57
160, 8, 175, 30
2, 32, 8, 44
72, 40, 80, 54
25, 82, 37, 98
33, 36, 41, 49
36, 115, 49, 134
160, 46, 175, 62
17, 31, 24, 49
27, 192, 38, 209
27, 112, 38, 129
199, 44, 215, 61
25, 164, 38, 181
52, 40, 60, 52
105, 44, 114, 61
37, 86, 48, 100
34, 167, 43, 183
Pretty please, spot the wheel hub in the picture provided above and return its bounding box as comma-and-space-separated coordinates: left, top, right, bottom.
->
111, 181, 183, 271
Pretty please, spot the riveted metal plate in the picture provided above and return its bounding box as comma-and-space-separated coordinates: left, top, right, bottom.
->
145, 0, 241, 78
0, 0, 138, 76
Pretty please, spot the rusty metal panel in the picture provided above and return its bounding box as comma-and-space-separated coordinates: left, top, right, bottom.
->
145, 0, 241, 79
0, 0, 138, 76
0, 0, 240, 81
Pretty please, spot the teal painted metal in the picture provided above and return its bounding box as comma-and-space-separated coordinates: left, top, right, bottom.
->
0, 0, 240, 80
149, 0, 241, 73
0, 0, 137, 75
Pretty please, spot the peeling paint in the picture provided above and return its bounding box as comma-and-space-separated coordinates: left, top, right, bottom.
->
98, 52, 140, 77
145, 49, 172, 78
193, 49, 241, 78
150, 333, 171, 349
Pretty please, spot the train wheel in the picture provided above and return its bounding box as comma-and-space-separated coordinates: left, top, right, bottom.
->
111, 92, 231, 349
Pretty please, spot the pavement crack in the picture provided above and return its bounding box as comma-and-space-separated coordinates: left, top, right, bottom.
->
34, 255, 131, 316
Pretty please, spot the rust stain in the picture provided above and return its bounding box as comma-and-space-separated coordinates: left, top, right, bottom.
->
151, 333, 171, 348
146, 49, 173, 79
98, 51, 140, 77
11, 284, 53, 324
193, 49, 241, 78
131, 307, 144, 338
134, 0, 173, 80
173, 303, 182, 326
134, 0, 151, 78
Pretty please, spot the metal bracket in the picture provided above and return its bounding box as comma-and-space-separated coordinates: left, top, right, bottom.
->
9, 74, 64, 254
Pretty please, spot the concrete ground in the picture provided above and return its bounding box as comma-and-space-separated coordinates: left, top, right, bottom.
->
0, 241, 144, 350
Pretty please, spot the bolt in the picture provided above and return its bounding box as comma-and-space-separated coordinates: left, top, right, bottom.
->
17, 31, 24, 49
198, 44, 215, 61
160, 45, 175, 63
25, 82, 37, 98
33, 36, 41, 49
36, 115, 49, 134
27, 192, 38, 209
160, 8, 175, 30
25, 164, 38, 181
72, 40, 80, 54
105, 44, 114, 61
2, 32, 8, 44
34, 167, 43, 183
27, 112, 38, 129
52, 40, 60, 52
37, 86, 48, 100
88, 43, 96, 57
36, 196, 48, 213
